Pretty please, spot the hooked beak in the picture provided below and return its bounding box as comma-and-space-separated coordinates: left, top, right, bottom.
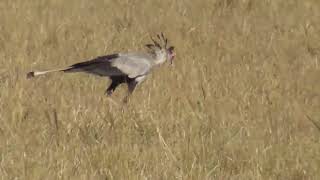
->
170, 53, 175, 66
167, 46, 175, 66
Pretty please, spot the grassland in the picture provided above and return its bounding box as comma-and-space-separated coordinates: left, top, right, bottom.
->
0, 0, 320, 179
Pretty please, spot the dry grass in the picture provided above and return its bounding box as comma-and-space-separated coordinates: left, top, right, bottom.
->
0, 0, 320, 179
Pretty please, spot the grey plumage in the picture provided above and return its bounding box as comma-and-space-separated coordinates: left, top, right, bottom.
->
27, 33, 175, 102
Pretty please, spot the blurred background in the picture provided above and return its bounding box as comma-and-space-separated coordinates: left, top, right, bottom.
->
0, 0, 319, 179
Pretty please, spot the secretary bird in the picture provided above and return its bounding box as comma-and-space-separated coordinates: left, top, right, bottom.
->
27, 33, 175, 102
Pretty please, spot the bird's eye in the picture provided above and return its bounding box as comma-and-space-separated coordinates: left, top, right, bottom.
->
168, 46, 174, 52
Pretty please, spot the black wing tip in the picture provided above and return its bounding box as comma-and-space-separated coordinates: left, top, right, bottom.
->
26, 71, 35, 79
69, 53, 120, 69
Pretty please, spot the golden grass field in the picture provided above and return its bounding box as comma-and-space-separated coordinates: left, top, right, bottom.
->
0, 0, 320, 179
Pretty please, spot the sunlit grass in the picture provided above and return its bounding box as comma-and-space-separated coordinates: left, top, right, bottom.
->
0, 0, 319, 179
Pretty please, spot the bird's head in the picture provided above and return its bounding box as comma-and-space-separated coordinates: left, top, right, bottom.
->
145, 33, 175, 65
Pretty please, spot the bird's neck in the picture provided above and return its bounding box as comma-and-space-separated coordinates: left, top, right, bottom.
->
152, 50, 167, 65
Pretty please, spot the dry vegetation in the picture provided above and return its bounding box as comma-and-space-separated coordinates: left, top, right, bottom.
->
0, 0, 320, 179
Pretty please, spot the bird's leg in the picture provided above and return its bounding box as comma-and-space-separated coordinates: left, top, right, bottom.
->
105, 82, 118, 96
105, 77, 124, 96
123, 80, 138, 103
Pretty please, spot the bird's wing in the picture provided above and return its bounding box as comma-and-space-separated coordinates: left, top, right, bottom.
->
65, 52, 153, 78
111, 53, 153, 78
65, 54, 126, 77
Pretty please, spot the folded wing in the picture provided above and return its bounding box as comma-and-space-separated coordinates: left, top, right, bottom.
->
65, 53, 152, 78
111, 53, 152, 78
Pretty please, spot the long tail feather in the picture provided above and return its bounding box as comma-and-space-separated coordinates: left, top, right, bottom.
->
27, 54, 119, 79
26, 67, 70, 79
